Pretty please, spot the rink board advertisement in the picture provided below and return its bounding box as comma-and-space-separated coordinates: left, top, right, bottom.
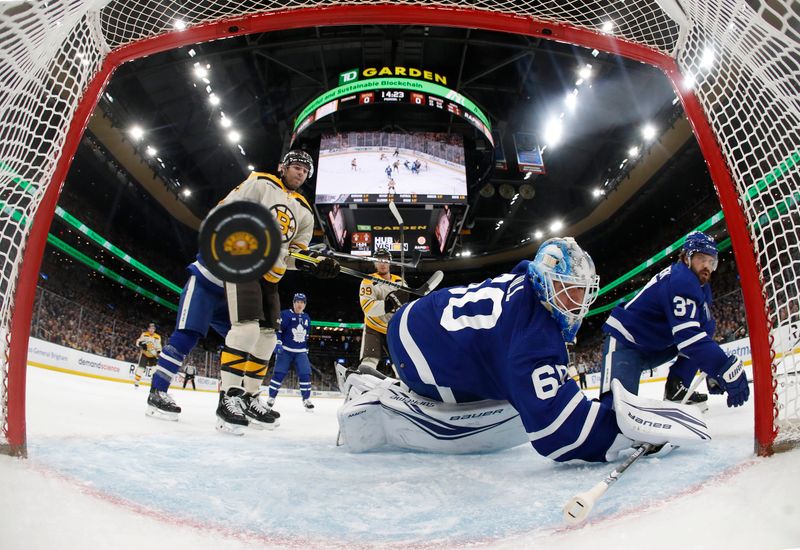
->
579, 332, 771, 389
26, 337, 219, 391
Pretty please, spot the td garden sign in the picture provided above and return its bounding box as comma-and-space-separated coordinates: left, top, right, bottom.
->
292, 66, 492, 145
339, 66, 448, 86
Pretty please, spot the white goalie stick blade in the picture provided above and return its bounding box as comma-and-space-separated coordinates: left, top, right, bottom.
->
145, 406, 179, 422
416, 270, 443, 296
388, 200, 404, 225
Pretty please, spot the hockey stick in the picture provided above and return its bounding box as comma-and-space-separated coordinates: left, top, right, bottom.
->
290, 251, 443, 297
563, 372, 707, 525
388, 201, 406, 284
319, 248, 422, 270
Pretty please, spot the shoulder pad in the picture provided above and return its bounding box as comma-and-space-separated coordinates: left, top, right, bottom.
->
669, 262, 703, 297
289, 191, 313, 213
252, 172, 286, 191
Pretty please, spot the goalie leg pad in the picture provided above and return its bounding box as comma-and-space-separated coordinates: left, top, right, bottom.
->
612, 379, 710, 446
337, 379, 527, 454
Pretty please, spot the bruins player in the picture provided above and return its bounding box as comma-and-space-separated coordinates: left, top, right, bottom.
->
356, 248, 408, 377
134, 322, 162, 388
215, 150, 339, 434
145, 150, 338, 431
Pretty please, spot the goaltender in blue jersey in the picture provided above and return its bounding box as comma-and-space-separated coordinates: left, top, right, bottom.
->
337, 238, 716, 463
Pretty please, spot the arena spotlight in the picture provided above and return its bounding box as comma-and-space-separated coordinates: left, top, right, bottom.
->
128, 126, 144, 141
499, 183, 516, 200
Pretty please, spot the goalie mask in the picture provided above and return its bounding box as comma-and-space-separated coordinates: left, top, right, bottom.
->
527, 237, 600, 343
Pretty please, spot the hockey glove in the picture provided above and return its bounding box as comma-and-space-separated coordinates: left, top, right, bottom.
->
385, 290, 409, 313
274, 340, 283, 355
139, 342, 148, 351
707, 355, 749, 408
297, 250, 340, 279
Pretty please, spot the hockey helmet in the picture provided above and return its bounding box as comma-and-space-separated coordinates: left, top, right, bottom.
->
681, 231, 718, 270
293, 293, 307, 303
280, 149, 314, 178
374, 248, 391, 261
527, 237, 599, 343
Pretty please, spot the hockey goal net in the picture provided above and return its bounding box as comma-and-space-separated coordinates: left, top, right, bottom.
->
1, 1, 798, 457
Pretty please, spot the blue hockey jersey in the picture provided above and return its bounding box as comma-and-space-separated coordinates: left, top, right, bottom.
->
603, 261, 727, 377
279, 309, 311, 353
387, 261, 619, 462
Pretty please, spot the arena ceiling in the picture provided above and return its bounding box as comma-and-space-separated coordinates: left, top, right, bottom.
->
66, 23, 714, 272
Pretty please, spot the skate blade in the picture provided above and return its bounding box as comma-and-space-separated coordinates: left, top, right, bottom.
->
215, 418, 246, 436
246, 417, 279, 430
145, 406, 179, 421
304, 408, 315, 413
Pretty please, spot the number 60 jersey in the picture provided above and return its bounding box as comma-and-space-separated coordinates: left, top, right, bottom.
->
386, 261, 619, 463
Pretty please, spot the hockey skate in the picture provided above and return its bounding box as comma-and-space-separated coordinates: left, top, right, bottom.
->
664, 375, 709, 413
263, 395, 281, 420
303, 399, 315, 412
146, 388, 181, 421
216, 388, 249, 435
242, 393, 279, 430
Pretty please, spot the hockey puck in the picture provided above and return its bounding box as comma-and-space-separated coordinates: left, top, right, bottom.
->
198, 201, 282, 283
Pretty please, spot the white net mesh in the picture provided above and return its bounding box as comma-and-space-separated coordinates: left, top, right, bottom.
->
0, 0, 797, 452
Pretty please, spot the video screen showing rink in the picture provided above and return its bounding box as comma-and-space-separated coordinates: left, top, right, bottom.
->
3, 364, 799, 549
315, 131, 468, 204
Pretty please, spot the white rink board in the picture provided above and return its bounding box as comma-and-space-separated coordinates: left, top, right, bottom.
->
26, 337, 219, 392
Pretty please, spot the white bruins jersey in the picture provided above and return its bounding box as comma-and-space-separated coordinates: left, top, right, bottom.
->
359, 273, 405, 334
221, 172, 314, 283
136, 331, 162, 358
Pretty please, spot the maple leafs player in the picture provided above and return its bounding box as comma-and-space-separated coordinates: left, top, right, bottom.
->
337, 238, 711, 459
265, 293, 316, 412
599, 231, 749, 411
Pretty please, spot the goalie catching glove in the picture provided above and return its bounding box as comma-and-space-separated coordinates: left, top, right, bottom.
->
385, 290, 410, 313
707, 355, 749, 408
296, 250, 340, 279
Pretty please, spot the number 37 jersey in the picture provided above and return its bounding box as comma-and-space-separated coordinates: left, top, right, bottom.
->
386, 261, 619, 462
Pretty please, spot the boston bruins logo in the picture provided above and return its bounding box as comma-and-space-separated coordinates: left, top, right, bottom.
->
270, 204, 297, 243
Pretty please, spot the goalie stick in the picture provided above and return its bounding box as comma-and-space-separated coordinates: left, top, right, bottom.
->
289, 250, 443, 297
388, 201, 406, 284
562, 372, 707, 525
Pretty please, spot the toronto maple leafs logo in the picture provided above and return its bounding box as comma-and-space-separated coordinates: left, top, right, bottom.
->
292, 324, 307, 343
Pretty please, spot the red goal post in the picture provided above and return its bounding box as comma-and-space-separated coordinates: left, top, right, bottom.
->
1, 1, 797, 457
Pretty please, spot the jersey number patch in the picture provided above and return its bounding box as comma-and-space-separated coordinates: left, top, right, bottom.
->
531, 364, 568, 400
673, 296, 697, 318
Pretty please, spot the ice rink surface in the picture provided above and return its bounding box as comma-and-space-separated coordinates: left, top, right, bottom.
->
1, 366, 799, 549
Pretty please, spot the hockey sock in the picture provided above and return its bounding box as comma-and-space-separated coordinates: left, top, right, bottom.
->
220, 346, 248, 393
268, 370, 288, 398
152, 334, 196, 391
299, 378, 311, 400
242, 354, 267, 395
